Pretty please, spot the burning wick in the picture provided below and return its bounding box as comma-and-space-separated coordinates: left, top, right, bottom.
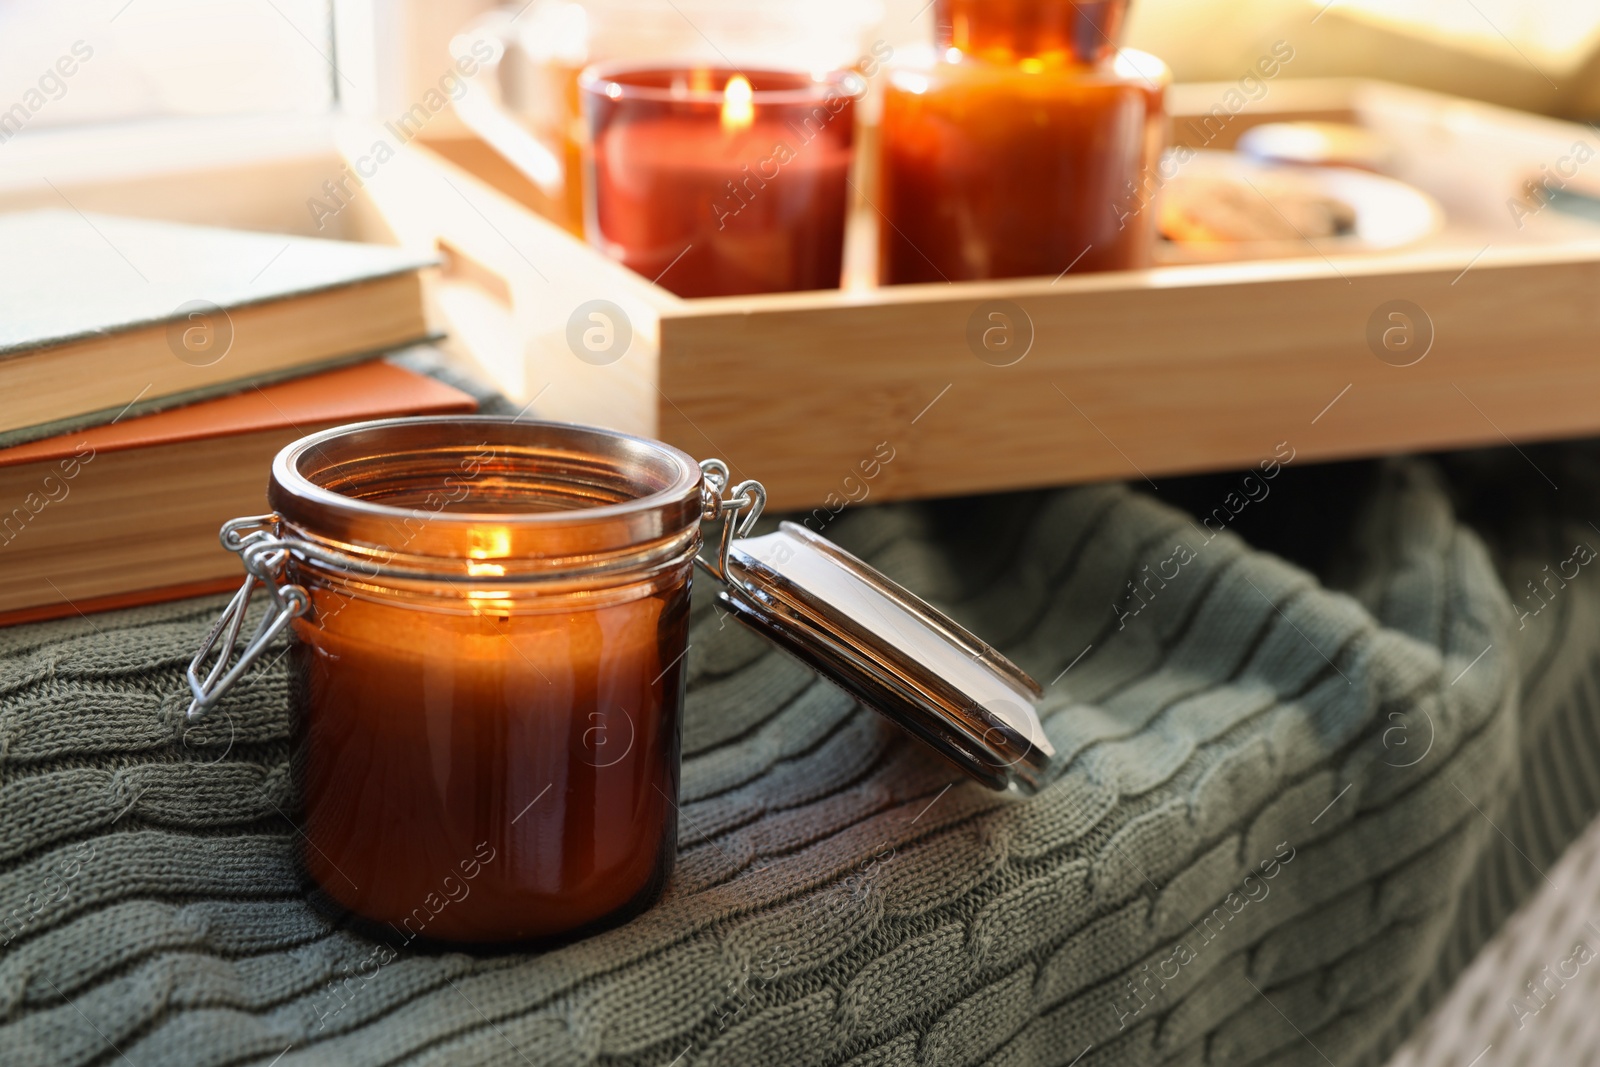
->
721, 74, 754, 132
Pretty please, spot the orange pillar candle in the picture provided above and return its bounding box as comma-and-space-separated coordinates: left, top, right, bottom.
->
879, 0, 1168, 284
580, 65, 860, 298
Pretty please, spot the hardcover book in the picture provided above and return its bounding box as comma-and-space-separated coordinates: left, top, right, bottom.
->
0, 360, 476, 624
0, 210, 438, 447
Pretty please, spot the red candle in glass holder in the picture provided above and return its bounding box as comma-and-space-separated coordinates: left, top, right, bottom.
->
579, 65, 859, 298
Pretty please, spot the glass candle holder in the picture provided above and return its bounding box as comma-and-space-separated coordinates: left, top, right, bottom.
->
186, 424, 1060, 948
465, 0, 882, 236
265, 418, 702, 946
879, 0, 1168, 284
579, 64, 861, 298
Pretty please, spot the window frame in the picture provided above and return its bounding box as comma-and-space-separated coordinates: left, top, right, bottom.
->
0, 0, 413, 211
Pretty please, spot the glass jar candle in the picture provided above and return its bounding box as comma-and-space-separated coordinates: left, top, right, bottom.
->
460, 0, 882, 236
187, 418, 1058, 947
260, 419, 699, 946
878, 0, 1169, 284
580, 64, 861, 298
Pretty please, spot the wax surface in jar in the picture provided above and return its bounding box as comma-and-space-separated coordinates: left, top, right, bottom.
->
288, 576, 690, 945
878, 58, 1165, 284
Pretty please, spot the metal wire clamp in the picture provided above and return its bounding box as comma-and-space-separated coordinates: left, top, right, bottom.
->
184, 514, 310, 720
696, 459, 766, 586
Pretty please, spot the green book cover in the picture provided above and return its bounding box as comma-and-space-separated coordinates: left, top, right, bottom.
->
0, 210, 434, 357
0, 210, 440, 447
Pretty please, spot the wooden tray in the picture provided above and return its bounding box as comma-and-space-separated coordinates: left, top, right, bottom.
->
347, 78, 1600, 511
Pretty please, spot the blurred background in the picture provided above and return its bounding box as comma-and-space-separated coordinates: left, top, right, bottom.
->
3, 0, 1599, 141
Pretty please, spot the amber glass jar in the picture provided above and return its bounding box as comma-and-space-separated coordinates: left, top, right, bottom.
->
938, 0, 1127, 63
265, 418, 702, 946
878, 0, 1168, 283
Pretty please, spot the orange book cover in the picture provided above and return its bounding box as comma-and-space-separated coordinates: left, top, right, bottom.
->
0, 360, 477, 626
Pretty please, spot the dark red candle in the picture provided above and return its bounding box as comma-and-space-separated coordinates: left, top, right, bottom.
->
580, 65, 859, 298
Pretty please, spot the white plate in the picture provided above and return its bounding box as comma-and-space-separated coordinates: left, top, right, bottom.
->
1154, 150, 1445, 264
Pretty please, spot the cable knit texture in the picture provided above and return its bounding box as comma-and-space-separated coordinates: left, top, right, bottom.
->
2, 452, 1598, 1067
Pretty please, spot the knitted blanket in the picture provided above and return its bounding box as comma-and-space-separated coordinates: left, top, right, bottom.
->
3, 449, 1599, 1067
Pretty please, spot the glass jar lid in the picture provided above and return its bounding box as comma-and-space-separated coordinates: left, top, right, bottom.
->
716, 520, 1052, 794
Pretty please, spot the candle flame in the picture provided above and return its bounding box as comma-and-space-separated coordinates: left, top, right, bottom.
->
469, 527, 512, 560
721, 74, 754, 132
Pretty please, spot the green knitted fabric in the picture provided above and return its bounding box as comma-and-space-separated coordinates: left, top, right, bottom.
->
2, 453, 1597, 1067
